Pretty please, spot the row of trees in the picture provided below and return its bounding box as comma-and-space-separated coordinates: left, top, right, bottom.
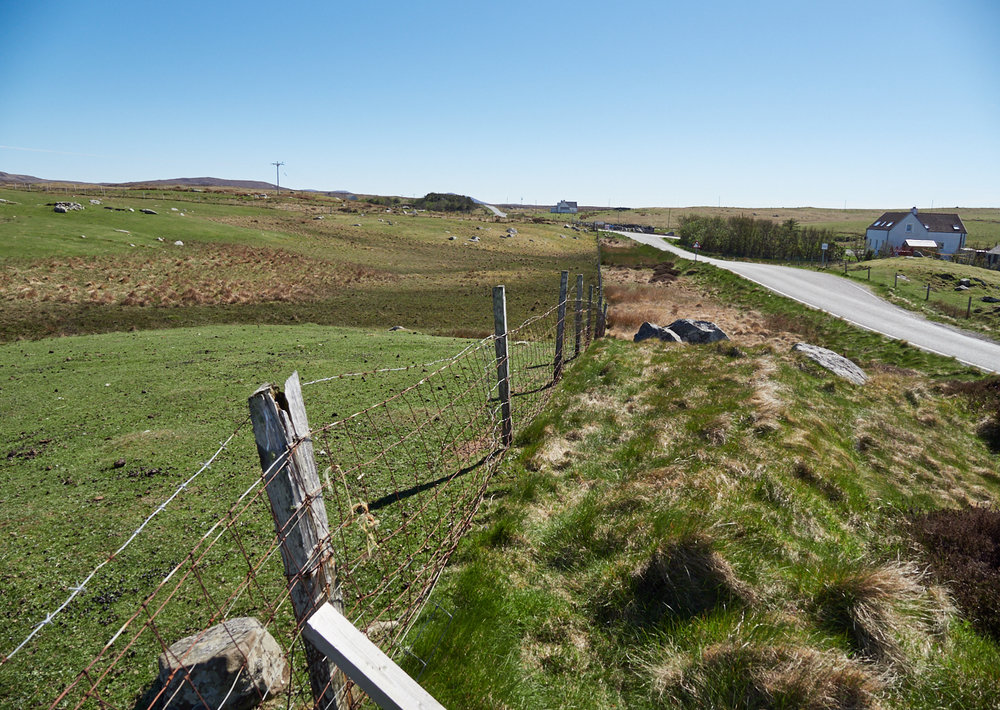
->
678, 215, 844, 262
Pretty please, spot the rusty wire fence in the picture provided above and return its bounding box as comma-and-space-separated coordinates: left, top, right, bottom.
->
0, 272, 605, 710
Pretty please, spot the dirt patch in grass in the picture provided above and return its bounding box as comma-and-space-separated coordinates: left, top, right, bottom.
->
0, 243, 394, 308
603, 265, 802, 349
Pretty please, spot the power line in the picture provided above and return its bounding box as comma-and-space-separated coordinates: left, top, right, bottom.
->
271, 161, 285, 195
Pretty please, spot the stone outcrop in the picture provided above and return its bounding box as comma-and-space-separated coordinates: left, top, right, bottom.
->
634, 322, 682, 343
634, 319, 729, 344
792, 343, 867, 385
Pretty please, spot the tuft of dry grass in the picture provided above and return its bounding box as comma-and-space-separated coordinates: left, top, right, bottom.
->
813, 561, 945, 669
652, 642, 884, 709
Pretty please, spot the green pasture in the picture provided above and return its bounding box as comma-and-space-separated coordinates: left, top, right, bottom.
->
0, 323, 483, 707
0, 186, 599, 341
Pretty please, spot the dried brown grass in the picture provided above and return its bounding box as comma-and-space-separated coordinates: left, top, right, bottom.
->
0, 244, 395, 308
813, 561, 948, 669
652, 642, 884, 709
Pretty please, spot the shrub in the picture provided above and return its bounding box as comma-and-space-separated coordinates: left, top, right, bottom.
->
913, 506, 1000, 642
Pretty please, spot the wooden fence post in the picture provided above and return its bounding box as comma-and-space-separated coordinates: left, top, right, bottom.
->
492, 286, 513, 447
601, 302, 608, 337
586, 284, 594, 347
249, 372, 347, 710
967, 296, 972, 319
554, 270, 569, 382
574, 274, 584, 358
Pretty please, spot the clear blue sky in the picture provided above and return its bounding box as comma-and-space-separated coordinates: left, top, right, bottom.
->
2, 0, 998, 208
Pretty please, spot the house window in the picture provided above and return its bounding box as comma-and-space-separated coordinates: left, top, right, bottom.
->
905, 224, 912, 233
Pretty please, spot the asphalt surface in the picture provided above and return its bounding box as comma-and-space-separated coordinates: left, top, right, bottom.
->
613, 231, 1000, 373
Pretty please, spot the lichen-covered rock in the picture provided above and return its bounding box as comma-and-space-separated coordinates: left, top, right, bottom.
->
155, 617, 289, 710
793, 343, 867, 385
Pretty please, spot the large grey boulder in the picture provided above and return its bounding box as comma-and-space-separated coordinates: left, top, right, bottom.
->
665, 319, 729, 344
634, 322, 682, 343
53, 201, 83, 213
792, 343, 867, 385
155, 617, 289, 710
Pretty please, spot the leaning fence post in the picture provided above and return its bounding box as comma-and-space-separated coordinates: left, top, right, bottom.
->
249, 372, 347, 710
554, 270, 569, 382
492, 285, 513, 447
586, 284, 594, 347
967, 295, 972, 319
574, 274, 584, 358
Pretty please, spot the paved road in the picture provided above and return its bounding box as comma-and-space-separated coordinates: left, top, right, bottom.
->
483, 204, 507, 218
612, 231, 1000, 373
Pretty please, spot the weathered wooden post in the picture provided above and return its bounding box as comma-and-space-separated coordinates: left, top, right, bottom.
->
574, 274, 584, 358
926, 283, 931, 301
586, 284, 594, 347
601, 302, 608, 337
249, 373, 347, 710
554, 270, 569, 382
967, 295, 973, 319
894, 273, 899, 288
492, 285, 513, 447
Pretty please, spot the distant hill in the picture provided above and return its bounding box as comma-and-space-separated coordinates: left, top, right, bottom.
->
109, 177, 280, 190
0, 171, 48, 184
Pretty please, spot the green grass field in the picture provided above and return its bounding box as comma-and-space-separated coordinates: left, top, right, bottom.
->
3, 185, 1000, 708
0, 186, 598, 341
0, 323, 487, 706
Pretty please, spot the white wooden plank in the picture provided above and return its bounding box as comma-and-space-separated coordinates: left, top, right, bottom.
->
303, 603, 446, 710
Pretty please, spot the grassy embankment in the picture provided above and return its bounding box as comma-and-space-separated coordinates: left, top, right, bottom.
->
0, 185, 599, 706
403, 241, 1000, 709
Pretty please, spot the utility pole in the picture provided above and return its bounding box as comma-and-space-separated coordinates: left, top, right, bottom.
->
271, 161, 285, 195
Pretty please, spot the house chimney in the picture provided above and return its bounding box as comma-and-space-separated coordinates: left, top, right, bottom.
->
911, 206, 918, 215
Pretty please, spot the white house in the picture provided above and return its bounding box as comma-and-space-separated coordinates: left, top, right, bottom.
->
550, 200, 578, 214
865, 207, 967, 255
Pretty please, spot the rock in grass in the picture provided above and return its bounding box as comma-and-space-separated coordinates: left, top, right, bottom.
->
634, 322, 681, 343
982, 296, 1000, 304
155, 617, 288, 710
793, 343, 867, 385
140, 208, 157, 215
665, 319, 729, 344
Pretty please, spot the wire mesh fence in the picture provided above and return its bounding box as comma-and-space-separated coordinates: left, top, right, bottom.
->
1, 271, 605, 710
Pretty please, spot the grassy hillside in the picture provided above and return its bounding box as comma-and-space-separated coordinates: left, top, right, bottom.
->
404, 254, 1000, 708
0, 186, 597, 341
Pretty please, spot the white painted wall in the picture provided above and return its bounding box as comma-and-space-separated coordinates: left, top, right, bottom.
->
866, 211, 966, 254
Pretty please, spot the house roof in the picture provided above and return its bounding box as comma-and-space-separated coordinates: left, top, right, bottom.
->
987, 245, 1000, 255
903, 239, 939, 248
867, 211, 966, 234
